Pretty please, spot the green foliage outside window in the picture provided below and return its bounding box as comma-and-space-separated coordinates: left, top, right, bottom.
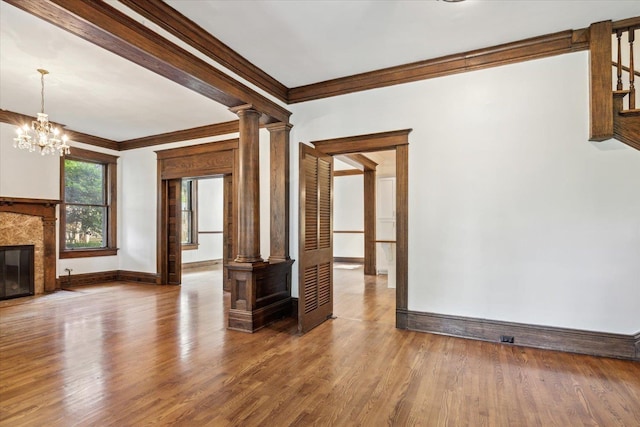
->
64, 159, 107, 249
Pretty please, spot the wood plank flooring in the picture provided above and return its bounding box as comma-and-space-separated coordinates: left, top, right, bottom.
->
1, 264, 639, 426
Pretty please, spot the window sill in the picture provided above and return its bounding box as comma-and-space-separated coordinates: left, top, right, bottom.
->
181, 243, 199, 251
59, 248, 118, 259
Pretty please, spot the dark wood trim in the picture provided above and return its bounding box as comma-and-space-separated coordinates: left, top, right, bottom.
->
343, 154, 377, 171
635, 332, 640, 360
405, 309, 639, 361
198, 231, 223, 234
57, 270, 159, 287
181, 243, 199, 251
5, 0, 291, 124
59, 147, 119, 259
312, 129, 412, 155
363, 169, 376, 275
395, 144, 408, 318
119, 121, 243, 151
288, 30, 589, 103
155, 139, 238, 160
0, 197, 60, 293
118, 0, 288, 103
612, 16, 640, 31
333, 257, 365, 264
58, 270, 118, 288
182, 259, 222, 271
0, 109, 119, 151
333, 230, 364, 234
589, 21, 614, 141
117, 270, 160, 284
334, 169, 363, 177
0, 197, 61, 207
310, 129, 409, 329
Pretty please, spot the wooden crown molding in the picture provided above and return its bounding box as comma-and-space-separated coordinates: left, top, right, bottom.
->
288, 29, 590, 103
118, 0, 288, 103
4, 0, 290, 125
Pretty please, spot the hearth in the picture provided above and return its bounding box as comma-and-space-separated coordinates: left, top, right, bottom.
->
0, 245, 34, 300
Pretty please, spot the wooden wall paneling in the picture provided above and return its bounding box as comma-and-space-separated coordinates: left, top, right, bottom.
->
589, 21, 614, 141
267, 123, 293, 262
5, 0, 291, 124
363, 169, 376, 275
406, 310, 639, 361
288, 30, 589, 103
118, 0, 288, 103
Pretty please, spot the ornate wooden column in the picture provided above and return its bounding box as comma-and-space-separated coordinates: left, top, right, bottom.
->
266, 122, 292, 262
231, 104, 263, 263
227, 108, 293, 333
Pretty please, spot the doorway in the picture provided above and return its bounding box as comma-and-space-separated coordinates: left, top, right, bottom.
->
155, 139, 238, 287
299, 129, 411, 332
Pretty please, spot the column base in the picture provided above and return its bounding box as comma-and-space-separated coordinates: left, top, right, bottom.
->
227, 259, 294, 333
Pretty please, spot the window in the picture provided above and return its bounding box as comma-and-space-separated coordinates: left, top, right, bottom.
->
181, 178, 198, 250
60, 147, 118, 258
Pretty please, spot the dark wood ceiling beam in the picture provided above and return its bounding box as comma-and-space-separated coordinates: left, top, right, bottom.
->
119, 120, 252, 151
313, 129, 412, 155
4, 0, 290, 124
0, 109, 119, 151
288, 29, 590, 103
118, 0, 289, 103
343, 154, 378, 171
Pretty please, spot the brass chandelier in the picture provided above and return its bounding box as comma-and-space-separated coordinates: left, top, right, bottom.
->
13, 69, 70, 156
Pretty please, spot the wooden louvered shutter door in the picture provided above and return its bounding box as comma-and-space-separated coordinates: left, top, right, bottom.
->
299, 144, 333, 333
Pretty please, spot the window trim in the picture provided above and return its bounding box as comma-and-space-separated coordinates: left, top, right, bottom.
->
59, 147, 118, 259
181, 178, 199, 251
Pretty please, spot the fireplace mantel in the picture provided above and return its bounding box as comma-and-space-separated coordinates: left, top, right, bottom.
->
0, 196, 60, 292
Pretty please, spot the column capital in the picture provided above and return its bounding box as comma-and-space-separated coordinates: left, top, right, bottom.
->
229, 104, 261, 117
265, 122, 293, 133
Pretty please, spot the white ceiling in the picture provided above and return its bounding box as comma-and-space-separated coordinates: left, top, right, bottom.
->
1, 0, 639, 142
168, 0, 640, 87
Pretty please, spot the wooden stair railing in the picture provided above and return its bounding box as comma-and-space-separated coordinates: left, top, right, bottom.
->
589, 18, 640, 150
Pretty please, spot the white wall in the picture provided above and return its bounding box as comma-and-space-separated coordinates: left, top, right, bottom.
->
333, 174, 364, 259
289, 52, 640, 335
182, 177, 224, 263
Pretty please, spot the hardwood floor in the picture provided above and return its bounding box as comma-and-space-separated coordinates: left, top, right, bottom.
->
1, 265, 639, 426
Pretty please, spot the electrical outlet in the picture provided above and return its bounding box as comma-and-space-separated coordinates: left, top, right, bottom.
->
500, 335, 515, 344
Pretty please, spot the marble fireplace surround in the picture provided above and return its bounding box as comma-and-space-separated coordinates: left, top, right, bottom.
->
0, 197, 59, 294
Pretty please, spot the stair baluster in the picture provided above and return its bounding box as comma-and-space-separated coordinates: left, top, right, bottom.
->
616, 30, 623, 91
629, 28, 635, 109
